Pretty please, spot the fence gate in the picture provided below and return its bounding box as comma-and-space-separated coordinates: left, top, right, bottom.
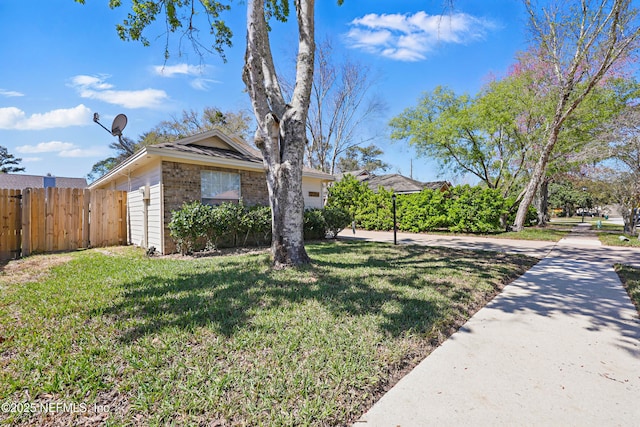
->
0, 189, 22, 260
0, 187, 127, 260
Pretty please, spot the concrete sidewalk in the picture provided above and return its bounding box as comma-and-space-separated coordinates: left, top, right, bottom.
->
346, 225, 640, 426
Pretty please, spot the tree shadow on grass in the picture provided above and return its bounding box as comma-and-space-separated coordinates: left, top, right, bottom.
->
95, 241, 535, 343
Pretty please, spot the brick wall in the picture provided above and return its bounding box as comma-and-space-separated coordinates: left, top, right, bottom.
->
161, 161, 268, 253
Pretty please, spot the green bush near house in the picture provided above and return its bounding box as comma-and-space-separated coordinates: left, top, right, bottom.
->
323, 206, 352, 238
446, 186, 508, 233
327, 178, 522, 234
397, 187, 449, 232
303, 208, 327, 240
168, 201, 213, 254
169, 202, 350, 253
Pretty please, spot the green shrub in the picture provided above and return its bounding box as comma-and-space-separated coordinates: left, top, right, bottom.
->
397, 189, 449, 232
304, 208, 327, 240
356, 188, 394, 231
326, 175, 373, 220
323, 206, 351, 238
170, 201, 275, 253
447, 186, 507, 233
215, 201, 247, 247
243, 205, 272, 246
169, 201, 213, 254
207, 204, 233, 248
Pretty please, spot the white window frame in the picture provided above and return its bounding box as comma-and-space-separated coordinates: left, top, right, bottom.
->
201, 170, 241, 205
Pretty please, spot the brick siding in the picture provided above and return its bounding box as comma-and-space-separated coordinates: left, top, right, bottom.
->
161, 161, 269, 253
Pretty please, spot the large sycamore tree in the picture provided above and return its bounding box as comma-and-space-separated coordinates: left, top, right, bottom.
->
512, 0, 640, 231
77, 0, 342, 267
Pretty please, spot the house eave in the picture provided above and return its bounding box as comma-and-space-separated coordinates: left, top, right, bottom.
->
149, 146, 266, 172
88, 148, 150, 189
89, 145, 335, 189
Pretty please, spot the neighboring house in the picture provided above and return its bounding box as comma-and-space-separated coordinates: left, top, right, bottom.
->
366, 174, 450, 194
334, 169, 370, 182
90, 129, 334, 254
334, 170, 450, 195
0, 173, 87, 190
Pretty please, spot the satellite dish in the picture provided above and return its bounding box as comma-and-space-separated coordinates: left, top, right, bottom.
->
111, 114, 128, 137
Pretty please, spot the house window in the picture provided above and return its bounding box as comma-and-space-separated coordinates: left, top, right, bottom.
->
201, 170, 241, 205
308, 191, 320, 198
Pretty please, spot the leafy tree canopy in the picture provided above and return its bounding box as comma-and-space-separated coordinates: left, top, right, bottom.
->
336, 144, 389, 175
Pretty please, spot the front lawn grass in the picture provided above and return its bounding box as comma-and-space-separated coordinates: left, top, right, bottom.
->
495, 227, 569, 242
598, 233, 640, 247
614, 264, 640, 315
0, 242, 536, 426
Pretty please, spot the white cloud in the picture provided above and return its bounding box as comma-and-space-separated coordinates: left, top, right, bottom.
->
59, 147, 107, 158
0, 89, 24, 97
16, 140, 107, 158
70, 75, 169, 109
153, 64, 219, 91
0, 104, 92, 130
190, 78, 221, 91
346, 11, 496, 61
153, 64, 207, 77
70, 75, 114, 90
16, 141, 76, 153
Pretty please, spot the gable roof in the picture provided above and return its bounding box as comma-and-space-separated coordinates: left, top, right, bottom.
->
90, 129, 333, 188
364, 173, 451, 194
152, 141, 262, 163
366, 174, 426, 194
334, 169, 370, 182
0, 174, 88, 190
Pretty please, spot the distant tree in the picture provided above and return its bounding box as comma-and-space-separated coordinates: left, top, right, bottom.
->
87, 136, 146, 182
151, 107, 253, 142
548, 181, 592, 217
296, 38, 385, 174
594, 103, 640, 232
512, 0, 640, 231
598, 104, 640, 173
593, 167, 640, 234
87, 157, 118, 182
0, 146, 25, 173
389, 81, 542, 199
532, 77, 639, 224
336, 144, 389, 174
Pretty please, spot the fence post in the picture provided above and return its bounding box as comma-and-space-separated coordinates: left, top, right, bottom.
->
82, 189, 90, 248
21, 188, 30, 257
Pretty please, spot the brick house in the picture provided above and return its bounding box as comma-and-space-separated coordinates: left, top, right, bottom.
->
90, 129, 334, 254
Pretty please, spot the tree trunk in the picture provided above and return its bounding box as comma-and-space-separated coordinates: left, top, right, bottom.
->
513, 128, 560, 231
265, 115, 311, 268
535, 177, 550, 226
243, 0, 315, 267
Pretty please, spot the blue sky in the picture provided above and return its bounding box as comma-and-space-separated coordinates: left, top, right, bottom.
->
0, 0, 528, 183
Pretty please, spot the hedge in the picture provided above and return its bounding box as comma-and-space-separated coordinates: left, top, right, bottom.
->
326, 176, 534, 234
169, 201, 350, 254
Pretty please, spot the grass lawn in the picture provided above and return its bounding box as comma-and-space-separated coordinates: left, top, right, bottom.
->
495, 227, 569, 242
598, 233, 640, 247
614, 264, 640, 315
0, 241, 536, 426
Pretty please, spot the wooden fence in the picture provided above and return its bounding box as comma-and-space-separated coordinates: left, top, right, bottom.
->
0, 188, 127, 260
